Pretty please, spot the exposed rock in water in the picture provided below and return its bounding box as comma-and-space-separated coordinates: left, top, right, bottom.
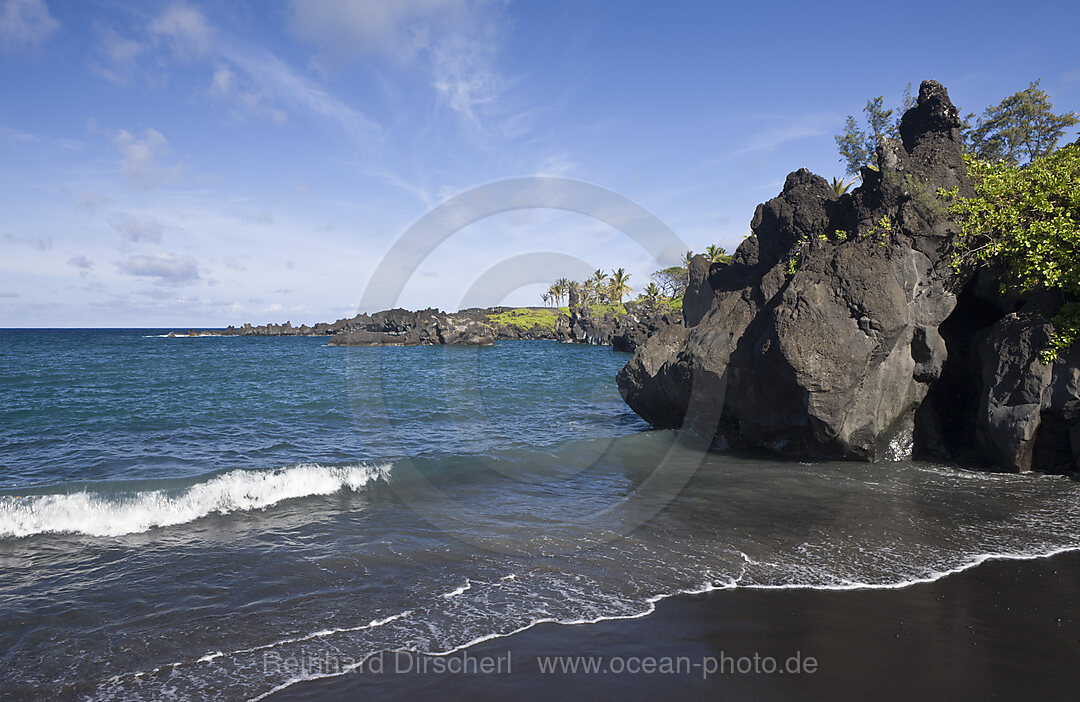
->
616, 80, 1080, 475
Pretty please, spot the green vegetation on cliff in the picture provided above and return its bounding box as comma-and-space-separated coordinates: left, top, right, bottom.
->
950, 143, 1080, 360
485, 307, 563, 331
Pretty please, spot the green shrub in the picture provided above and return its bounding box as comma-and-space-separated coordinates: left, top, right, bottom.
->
485, 308, 563, 332
950, 144, 1080, 361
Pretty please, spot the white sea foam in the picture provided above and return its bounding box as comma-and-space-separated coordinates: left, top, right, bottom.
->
0, 463, 391, 538
440, 580, 472, 598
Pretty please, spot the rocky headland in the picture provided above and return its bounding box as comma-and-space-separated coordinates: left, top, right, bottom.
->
617, 80, 1080, 475
176, 298, 680, 351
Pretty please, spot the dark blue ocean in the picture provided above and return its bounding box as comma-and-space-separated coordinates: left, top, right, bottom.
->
1, 329, 1079, 699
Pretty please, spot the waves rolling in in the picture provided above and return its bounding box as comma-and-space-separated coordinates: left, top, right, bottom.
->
0, 463, 391, 538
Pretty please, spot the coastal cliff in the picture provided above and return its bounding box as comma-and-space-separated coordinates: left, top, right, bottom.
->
617, 80, 1080, 475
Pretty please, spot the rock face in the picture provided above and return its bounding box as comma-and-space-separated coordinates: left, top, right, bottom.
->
617, 80, 1079, 474
554, 287, 682, 350
328, 309, 495, 346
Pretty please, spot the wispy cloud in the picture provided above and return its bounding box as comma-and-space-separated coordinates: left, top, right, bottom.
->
75, 191, 113, 213
91, 4, 381, 144
108, 212, 164, 243
288, 0, 510, 123
117, 253, 200, 285
0, 0, 58, 53
3, 231, 52, 250
219, 45, 379, 140
535, 154, 579, 177
148, 2, 213, 58
1, 121, 81, 149
112, 127, 179, 190
67, 254, 93, 277
706, 113, 843, 165
90, 27, 147, 85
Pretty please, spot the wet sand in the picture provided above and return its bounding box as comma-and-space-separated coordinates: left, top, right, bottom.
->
274, 550, 1080, 701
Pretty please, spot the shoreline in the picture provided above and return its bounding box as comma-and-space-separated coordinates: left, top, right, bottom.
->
271, 549, 1080, 701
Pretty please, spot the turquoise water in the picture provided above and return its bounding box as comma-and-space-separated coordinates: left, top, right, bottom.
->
1, 330, 1079, 700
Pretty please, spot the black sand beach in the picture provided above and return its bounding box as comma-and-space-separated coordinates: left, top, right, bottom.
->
275, 551, 1080, 701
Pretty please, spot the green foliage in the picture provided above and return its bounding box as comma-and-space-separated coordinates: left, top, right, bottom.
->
546, 277, 572, 306
589, 302, 628, 319
965, 80, 1079, 166
705, 244, 732, 264
640, 282, 662, 306
1047, 303, 1080, 363
664, 296, 683, 313
652, 265, 688, 297
609, 268, 633, 303
950, 144, 1080, 360
834, 84, 913, 175
830, 176, 854, 195
834, 229, 848, 241
786, 251, 801, 276
486, 307, 562, 332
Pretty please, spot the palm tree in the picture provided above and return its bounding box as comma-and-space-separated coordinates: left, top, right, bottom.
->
590, 269, 609, 304
830, 176, 853, 195
682, 250, 694, 267
554, 277, 571, 306
705, 244, 729, 263
641, 282, 661, 308
541, 292, 550, 307
609, 268, 633, 303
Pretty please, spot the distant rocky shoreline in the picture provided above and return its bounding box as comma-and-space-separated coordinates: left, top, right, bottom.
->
172, 295, 682, 353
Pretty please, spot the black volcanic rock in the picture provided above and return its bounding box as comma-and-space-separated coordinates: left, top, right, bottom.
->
617, 80, 1080, 474
682, 254, 714, 327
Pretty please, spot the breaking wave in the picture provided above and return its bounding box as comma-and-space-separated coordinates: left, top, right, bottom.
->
0, 463, 391, 538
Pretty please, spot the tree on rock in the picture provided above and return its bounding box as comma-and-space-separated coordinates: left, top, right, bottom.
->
834, 84, 915, 175
705, 244, 732, 264
965, 80, 1079, 166
609, 268, 633, 303
950, 142, 1080, 360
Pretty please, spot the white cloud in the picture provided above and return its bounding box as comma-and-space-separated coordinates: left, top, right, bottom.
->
75, 191, 113, 212
0, 0, 58, 53
117, 253, 200, 285
289, 0, 464, 61
535, 154, 579, 177
149, 3, 213, 58
210, 64, 233, 95
108, 212, 164, 243
1063, 67, 1080, 84
92, 4, 378, 140
288, 0, 508, 121
91, 28, 147, 85
220, 46, 377, 138
3, 231, 52, 250
113, 127, 178, 190
706, 113, 843, 165
68, 254, 93, 277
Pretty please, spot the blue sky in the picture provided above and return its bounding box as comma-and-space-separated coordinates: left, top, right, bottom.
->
2, 0, 1079, 327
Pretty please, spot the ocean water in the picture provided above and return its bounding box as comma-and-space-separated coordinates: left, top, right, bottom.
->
1, 329, 1079, 699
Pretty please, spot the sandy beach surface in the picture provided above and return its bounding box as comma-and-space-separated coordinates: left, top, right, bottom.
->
275, 550, 1080, 701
